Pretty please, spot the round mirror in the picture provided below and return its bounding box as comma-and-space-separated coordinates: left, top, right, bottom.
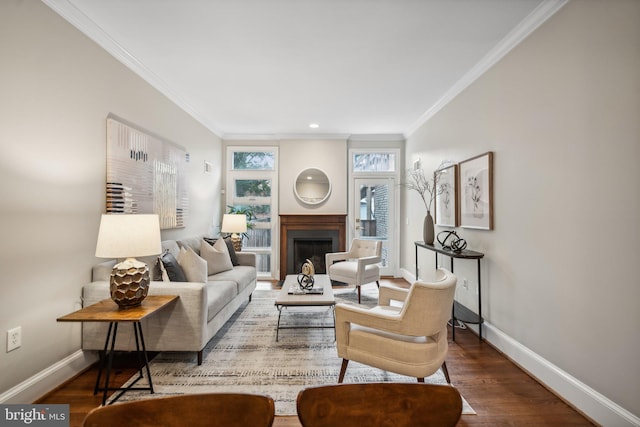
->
294, 168, 331, 205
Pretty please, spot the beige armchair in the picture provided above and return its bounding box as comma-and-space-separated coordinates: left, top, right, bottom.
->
335, 268, 457, 383
325, 238, 382, 303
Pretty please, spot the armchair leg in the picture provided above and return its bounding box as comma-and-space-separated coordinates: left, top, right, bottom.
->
338, 359, 349, 383
376, 280, 380, 288
357, 286, 361, 304
441, 361, 451, 384
197, 350, 203, 366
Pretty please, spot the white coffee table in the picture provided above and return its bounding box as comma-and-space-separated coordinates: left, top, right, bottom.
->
274, 274, 335, 341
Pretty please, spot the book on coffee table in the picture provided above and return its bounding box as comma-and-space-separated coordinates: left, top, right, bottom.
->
288, 286, 324, 295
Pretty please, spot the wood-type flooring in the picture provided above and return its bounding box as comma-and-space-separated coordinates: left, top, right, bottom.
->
36, 279, 594, 427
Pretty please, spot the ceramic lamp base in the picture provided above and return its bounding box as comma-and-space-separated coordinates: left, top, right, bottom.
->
109, 261, 150, 308
230, 233, 242, 252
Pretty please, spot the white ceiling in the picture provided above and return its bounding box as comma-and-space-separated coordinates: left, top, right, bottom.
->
44, 0, 566, 139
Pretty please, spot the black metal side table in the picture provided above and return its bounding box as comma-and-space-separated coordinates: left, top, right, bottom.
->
415, 241, 485, 341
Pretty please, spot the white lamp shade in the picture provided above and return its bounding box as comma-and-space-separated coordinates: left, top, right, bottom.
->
221, 214, 247, 233
95, 214, 162, 259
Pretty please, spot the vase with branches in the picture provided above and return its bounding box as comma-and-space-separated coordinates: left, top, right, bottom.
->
403, 166, 445, 244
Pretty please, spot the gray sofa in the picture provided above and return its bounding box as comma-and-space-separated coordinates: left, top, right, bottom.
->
81, 236, 257, 364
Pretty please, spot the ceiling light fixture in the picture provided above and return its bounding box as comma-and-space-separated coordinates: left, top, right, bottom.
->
309, 123, 319, 129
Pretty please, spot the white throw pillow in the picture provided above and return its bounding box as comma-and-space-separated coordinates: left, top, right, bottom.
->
177, 246, 208, 283
200, 238, 233, 275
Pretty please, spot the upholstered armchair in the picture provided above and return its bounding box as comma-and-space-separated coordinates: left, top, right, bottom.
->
325, 238, 382, 303
335, 268, 457, 383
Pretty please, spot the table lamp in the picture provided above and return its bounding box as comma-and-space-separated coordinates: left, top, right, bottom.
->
221, 214, 247, 251
95, 214, 162, 308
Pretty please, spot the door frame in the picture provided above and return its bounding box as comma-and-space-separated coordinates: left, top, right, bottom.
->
348, 149, 401, 278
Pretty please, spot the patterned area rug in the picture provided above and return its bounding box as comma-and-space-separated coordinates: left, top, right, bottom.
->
112, 285, 474, 415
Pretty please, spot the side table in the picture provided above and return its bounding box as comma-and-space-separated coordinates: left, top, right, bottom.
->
57, 295, 178, 405
415, 241, 485, 341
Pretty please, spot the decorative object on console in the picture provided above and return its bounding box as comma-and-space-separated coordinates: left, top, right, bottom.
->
403, 165, 445, 245
95, 214, 162, 308
437, 230, 467, 253
297, 259, 315, 290
221, 214, 247, 252
435, 164, 458, 227
459, 152, 493, 230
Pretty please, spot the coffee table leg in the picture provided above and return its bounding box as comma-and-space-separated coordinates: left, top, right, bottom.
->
332, 306, 336, 341
276, 305, 283, 342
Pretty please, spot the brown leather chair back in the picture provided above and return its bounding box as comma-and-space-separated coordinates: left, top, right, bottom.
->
297, 383, 462, 427
83, 393, 275, 427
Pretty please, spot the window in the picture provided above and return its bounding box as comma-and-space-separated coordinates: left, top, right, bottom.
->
353, 152, 396, 172
226, 147, 278, 278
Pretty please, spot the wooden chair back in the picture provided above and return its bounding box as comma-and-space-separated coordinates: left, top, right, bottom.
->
82, 393, 275, 427
297, 383, 462, 427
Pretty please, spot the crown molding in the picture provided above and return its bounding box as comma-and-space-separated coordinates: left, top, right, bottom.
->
42, 0, 224, 138
348, 134, 405, 142
404, 0, 570, 138
222, 133, 352, 141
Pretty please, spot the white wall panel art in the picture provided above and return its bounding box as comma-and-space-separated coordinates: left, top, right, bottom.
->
106, 116, 189, 229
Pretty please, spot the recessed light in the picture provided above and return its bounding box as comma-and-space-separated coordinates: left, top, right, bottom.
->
309, 123, 319, 129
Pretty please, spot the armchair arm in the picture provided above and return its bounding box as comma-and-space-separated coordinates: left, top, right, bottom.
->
378, 284, 409, 306
326, 251, 350, 266
335, 302, 402, 356
356, 254, 381, 283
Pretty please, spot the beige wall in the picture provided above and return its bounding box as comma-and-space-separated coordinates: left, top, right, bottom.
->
279, 139, 347, 215
0, 0, 221, 396
402, 0, 640, 419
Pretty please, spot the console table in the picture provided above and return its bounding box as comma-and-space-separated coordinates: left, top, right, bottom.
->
57, 295, 178, 405
414, 241, 484, 341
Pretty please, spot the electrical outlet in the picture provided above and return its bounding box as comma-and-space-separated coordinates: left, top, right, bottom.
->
7, 326, 21, 352
463, 278, 469, 290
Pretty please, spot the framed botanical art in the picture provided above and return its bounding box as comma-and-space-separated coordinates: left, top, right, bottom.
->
434, 164, 458, 227
459, 151, 493, 230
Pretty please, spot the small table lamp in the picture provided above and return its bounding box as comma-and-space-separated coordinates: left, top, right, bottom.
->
95, 214, 162, 308
221, 214, 247, 251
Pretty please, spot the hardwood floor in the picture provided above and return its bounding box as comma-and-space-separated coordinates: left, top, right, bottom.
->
36, 279, 594, 427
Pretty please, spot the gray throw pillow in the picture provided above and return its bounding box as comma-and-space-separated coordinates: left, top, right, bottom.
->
200, 238, 233, 275
177, 246, 208, 283
204, 236, 239, 266
158, 251, 187, 282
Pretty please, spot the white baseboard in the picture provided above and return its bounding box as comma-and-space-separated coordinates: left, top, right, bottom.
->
399, 267, 640, 427
0, 350, 97, 404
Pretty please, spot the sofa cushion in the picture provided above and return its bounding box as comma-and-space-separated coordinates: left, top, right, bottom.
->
177, 237, 203, 255
177, 247, 208, 283
200, 238, 234, 275
159, 251, 187, 282
209, 266, 256, 294
162, 240, 181, 258
205, 281, 237, 322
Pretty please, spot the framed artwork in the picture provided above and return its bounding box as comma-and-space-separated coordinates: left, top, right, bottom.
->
434, 164, 458, 227
106, 115, 189, 229
459, 152, 493, 230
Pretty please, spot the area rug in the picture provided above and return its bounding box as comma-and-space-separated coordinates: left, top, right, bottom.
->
112, 286, 474, 415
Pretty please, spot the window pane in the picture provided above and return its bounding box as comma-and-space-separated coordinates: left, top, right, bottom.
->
255, 254, 271, 274
245, 228, 271, 248
353, 153, 395, 172
234, 179, 271, 197
233, 152, 275, 170
251, 205, 272, 223
359, 183, 389, 239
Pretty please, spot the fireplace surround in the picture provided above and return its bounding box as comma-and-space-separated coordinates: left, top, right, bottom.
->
279, 214, 347, 280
